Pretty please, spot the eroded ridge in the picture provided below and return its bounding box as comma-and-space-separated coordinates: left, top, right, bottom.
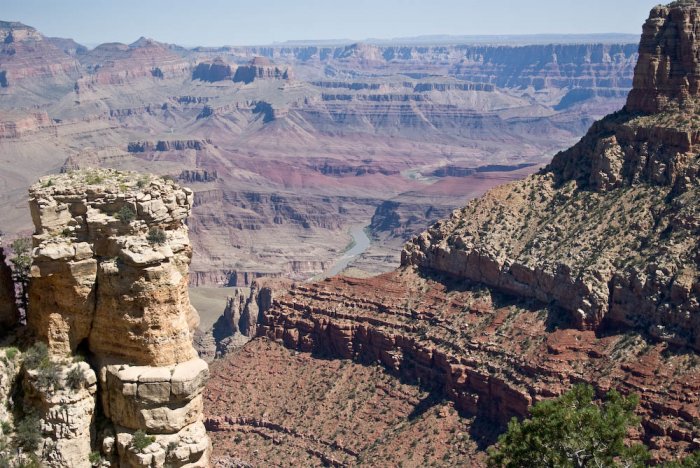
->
404, 1, 700, 350
259, 270, 699, 460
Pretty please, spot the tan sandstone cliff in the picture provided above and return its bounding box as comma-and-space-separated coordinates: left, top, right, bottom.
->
26, 169, 210, 467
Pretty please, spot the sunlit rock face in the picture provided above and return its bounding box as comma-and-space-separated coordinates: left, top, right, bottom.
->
26, 169, 210, 467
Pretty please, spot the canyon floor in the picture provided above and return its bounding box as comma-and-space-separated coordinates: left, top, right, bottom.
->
205, 338, 490, 467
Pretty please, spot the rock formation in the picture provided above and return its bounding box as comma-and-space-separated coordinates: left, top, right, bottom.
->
248, 1, 700, 462
26, 169, 210, 467
77, 38, 190, 89
404, 0, 700, 351
193, 59, 235, 82
258, 271, 699, 461
127, 140, 209, 153
0, 21, 80, 88
223, 282, 273, 338
0, 244, 18, 330
627, 2, 700, 114
232, 57, 292, 84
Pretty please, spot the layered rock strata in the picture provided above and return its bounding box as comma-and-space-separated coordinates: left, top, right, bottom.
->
193, 59, 235, 83
404, 1, 700, 351
27, 169, 210, 467
260, 271, 700, 461
255, 1, 700, 462
232, 57, 291, 84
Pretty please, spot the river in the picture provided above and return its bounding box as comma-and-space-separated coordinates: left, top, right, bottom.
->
322, 225, 371, 278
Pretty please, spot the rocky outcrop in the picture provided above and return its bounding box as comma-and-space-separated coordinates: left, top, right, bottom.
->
193, 59, 235, 82
26, 169, 210, 467
179, 169, 218, 184
23, 361, 97, 466
627, 2, 700, 114
403, 1, 700, 351
127, 139, 209, 153
0, 244, 17, 330
223, 282, 274, 338
232, 57, 291, 84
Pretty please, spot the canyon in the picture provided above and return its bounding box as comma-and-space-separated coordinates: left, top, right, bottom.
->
203, 2, 700, 465
0, 20, 640, 287
1, 2, 699, 466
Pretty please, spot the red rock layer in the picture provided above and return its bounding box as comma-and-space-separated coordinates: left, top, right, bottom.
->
259, 269, 700, 461
77, 39, 190, 88
0, 23, 80, 85
627, 3, 700, 113
205, 338, 486, 466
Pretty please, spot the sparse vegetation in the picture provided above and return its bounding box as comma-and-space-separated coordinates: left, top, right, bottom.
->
65, 365, 83, 389
146, 227, 167, 245
136, 176, 149, 188
10, 237, 32, 313
89, 451, 103, 466
15, 415, 42, 452
84, 172, 104, 185
131, 429, 156, 452
35, 361, 60, 391
116, 205, 136, 223
22, 342, 48, 370
4, 347, 18, 361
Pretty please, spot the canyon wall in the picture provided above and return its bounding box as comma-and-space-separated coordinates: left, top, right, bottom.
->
26, 169, 210, 467
249, 2, 700, 462
403, 2, 700, 351
258, 271, 699, 461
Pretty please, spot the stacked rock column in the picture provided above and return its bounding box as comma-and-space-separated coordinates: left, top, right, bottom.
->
27, 169, 210, 467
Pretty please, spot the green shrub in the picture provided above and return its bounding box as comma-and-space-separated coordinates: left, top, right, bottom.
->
5, 347, 18, 361
487, 384, 648, 467
146, 227, 166, 246
0, 420, 11, 435
664, 452, 700, 467
131, 430, 156, 452
35, 362, 60, 391
88, 451, 103, 465
65, 366, 83, 390
116, 205, 136, 223
23, 343, 49, 370
15, 415, 41, 451
10, 237, 32, 282
84, 173, 104, 185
